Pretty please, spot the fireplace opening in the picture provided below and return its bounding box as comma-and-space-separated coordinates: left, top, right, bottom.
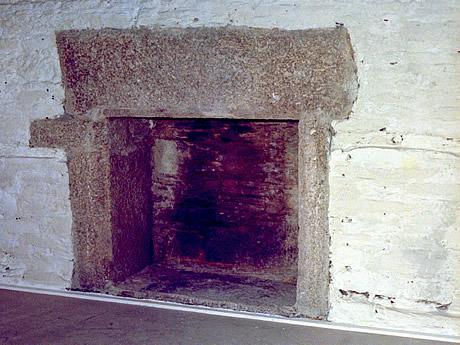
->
107, 118, 299, 313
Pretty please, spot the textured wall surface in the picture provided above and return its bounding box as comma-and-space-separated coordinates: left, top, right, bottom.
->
0, 0, 459, 336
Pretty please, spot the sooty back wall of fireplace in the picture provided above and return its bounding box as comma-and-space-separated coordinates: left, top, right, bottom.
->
151, 119, 298, 274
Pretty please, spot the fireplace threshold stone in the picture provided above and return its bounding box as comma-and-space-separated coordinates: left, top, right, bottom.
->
108, 263, 298, 316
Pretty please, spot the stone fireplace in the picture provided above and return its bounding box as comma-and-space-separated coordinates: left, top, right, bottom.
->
30, 27, 357, 318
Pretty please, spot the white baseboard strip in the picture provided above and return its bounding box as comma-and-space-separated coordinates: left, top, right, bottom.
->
1, 283, 458, 344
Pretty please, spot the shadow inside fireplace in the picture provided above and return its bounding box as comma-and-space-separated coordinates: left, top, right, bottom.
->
107, 118, 299, 315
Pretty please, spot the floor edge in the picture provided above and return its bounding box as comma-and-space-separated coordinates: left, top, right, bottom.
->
0, 283, 458, 343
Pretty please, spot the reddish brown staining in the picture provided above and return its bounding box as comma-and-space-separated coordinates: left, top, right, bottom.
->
90, 118, 299, 284
151, 120, 298, 276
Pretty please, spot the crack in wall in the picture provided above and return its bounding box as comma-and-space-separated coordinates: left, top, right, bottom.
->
337, 145, 460, 158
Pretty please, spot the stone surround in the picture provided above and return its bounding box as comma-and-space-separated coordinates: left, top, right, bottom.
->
30, 26, 357, 318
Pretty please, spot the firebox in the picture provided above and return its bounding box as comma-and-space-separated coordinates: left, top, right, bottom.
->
107, 117, 298, 314
30, 26, 358, 318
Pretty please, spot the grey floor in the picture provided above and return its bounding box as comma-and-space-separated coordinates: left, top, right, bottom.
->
0, 289, 454, 345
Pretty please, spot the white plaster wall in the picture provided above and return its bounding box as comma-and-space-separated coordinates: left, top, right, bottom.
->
0, 0, 458, 336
